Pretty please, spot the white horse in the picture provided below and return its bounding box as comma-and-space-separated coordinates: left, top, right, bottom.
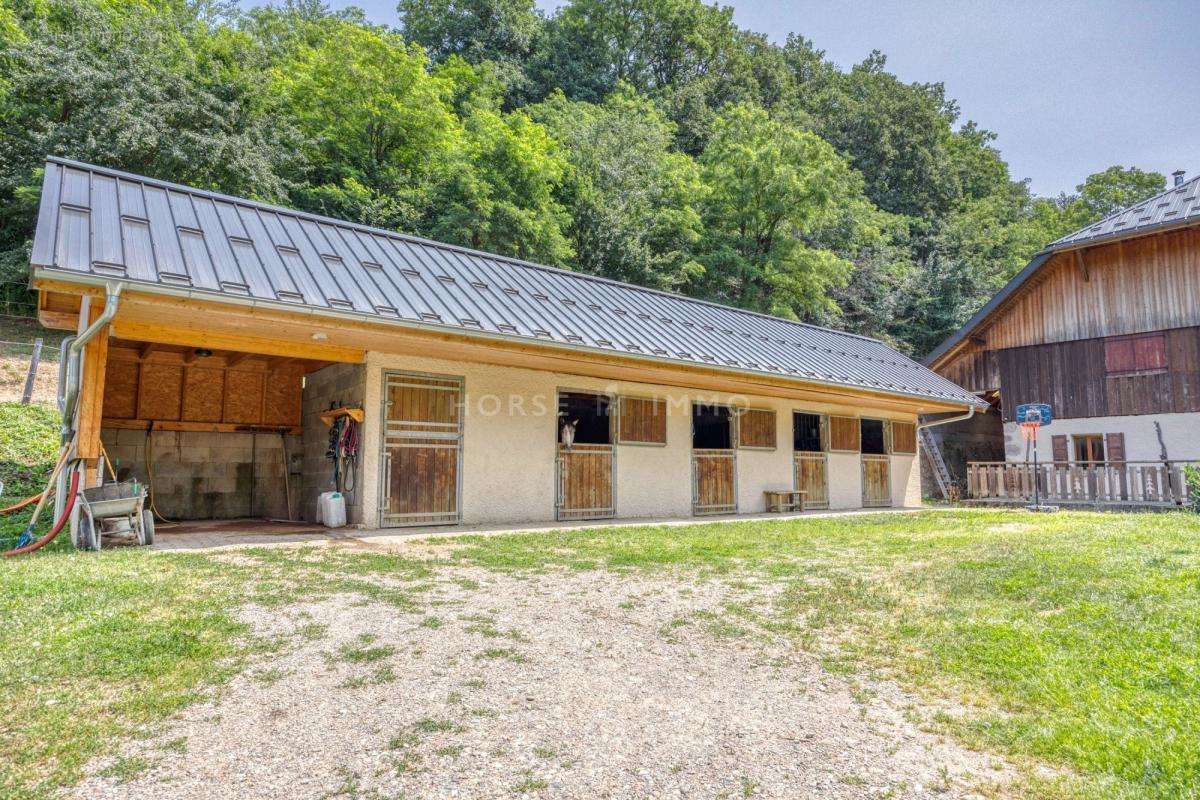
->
560, 417, 579, 449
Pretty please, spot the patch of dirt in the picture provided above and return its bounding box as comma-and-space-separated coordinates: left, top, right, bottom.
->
69, 568, 1015, 799
0, 354, 57, 405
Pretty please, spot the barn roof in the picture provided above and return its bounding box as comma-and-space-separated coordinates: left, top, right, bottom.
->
1049, 173, 1200, 250
30, 157, 984, 408
924, 173, 1199, 367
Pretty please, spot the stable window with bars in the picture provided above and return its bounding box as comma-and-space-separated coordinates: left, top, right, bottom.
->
793, 412, 824, 452
861, 418, 888, 455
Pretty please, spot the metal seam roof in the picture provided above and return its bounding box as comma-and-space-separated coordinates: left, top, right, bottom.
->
31, 157, 984, 408
1048, 173, 1200, 251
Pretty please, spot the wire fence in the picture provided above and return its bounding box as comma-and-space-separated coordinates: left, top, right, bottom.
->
0, 280, 37, 320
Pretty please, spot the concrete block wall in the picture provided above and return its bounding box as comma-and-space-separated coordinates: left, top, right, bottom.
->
301, 362, 367, 525
100, 427, 299, 520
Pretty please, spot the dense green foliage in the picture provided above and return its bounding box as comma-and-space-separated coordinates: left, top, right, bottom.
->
0, 0, 1171, 354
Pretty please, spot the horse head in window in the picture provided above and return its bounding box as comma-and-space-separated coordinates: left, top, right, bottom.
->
560, 417, 579, 450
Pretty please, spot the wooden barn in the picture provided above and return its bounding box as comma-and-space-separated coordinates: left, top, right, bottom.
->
30, 158, 983, 532
925, 170, 1200, 507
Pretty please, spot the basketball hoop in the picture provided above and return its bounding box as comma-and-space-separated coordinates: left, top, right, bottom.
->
1019, 421, 1040, 441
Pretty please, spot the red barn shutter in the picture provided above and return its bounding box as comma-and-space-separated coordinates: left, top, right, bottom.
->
1051, 435, 1068, 463
1104, 338, 1135, 374
1105, 432, 1126, 465
1134, 334, 1167, 372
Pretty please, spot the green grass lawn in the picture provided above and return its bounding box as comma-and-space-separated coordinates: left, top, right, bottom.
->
2, 510, 1198, 799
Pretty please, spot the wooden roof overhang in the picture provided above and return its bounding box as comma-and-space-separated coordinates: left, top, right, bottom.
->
35, 274, 975, 416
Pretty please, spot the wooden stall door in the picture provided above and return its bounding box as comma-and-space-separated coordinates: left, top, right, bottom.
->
794, 453, 829, 509
381, 372, 462, 527
861, 454, 891, 508
556, 444, 615, 520
693, 450, 737, 515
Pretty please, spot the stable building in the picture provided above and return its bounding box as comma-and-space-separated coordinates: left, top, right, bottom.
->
31, 158, 982, 529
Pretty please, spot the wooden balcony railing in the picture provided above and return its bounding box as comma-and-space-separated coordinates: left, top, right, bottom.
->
966, 460, 1199, 507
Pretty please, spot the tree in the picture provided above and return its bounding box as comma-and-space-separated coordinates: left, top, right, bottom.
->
799, 51, 962, 218
694, 103, 863, 318
396, 0, 541, 66
530, 87, 704, 288
396, 0, 542, 99
1073, 165, 1166, 218
425, 107, 573, 264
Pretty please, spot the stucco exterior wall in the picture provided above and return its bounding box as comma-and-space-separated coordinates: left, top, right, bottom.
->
1002, 411, 1200, 463
358, 351, 924, 527
892, 455, 921, 507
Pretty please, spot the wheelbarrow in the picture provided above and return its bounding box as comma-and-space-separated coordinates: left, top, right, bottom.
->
73, 480, 154, 550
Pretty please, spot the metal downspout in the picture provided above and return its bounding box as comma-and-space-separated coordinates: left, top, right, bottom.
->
916, 405, 975, 431
54, 283, 122, 527
60, 282, 122, 443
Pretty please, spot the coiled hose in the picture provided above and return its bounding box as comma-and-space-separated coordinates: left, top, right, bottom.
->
3, 470, 80, 557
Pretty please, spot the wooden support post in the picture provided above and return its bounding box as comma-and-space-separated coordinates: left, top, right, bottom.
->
1075, 248, 1090, 281
76, 301, 110, 464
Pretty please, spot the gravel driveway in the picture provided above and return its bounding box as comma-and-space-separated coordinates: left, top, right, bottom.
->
69, 558, 1012, 799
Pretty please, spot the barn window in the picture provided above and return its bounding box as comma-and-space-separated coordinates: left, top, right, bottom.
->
738, 408, 776, 449
793, 412, 824, 452
558, 392, 611, 445
861, 418, 887, 455
692, 404, 732, 449
618, 396, 667, 445
1104, 332, 1167, 376
1072, 434, 1105, 463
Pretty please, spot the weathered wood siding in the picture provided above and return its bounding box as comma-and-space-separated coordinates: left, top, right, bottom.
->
982, 228, 1200, 351
996, 324, 1200, 421
935, 226, 1200, 389
937, 345, 999, 393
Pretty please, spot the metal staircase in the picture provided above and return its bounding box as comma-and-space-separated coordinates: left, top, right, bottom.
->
919, 427, 954, 500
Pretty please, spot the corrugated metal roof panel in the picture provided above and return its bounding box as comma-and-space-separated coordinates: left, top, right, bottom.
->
30, 157, 984, 408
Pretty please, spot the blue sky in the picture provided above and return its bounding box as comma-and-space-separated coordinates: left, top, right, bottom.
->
248, 0, 1200, 197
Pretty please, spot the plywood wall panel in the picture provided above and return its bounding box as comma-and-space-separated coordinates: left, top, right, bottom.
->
263, 367, 303, 426
138, 363, 183, 420
103, 360, 140, 419
183, 366, 225, 422
224, 370, 264, 424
